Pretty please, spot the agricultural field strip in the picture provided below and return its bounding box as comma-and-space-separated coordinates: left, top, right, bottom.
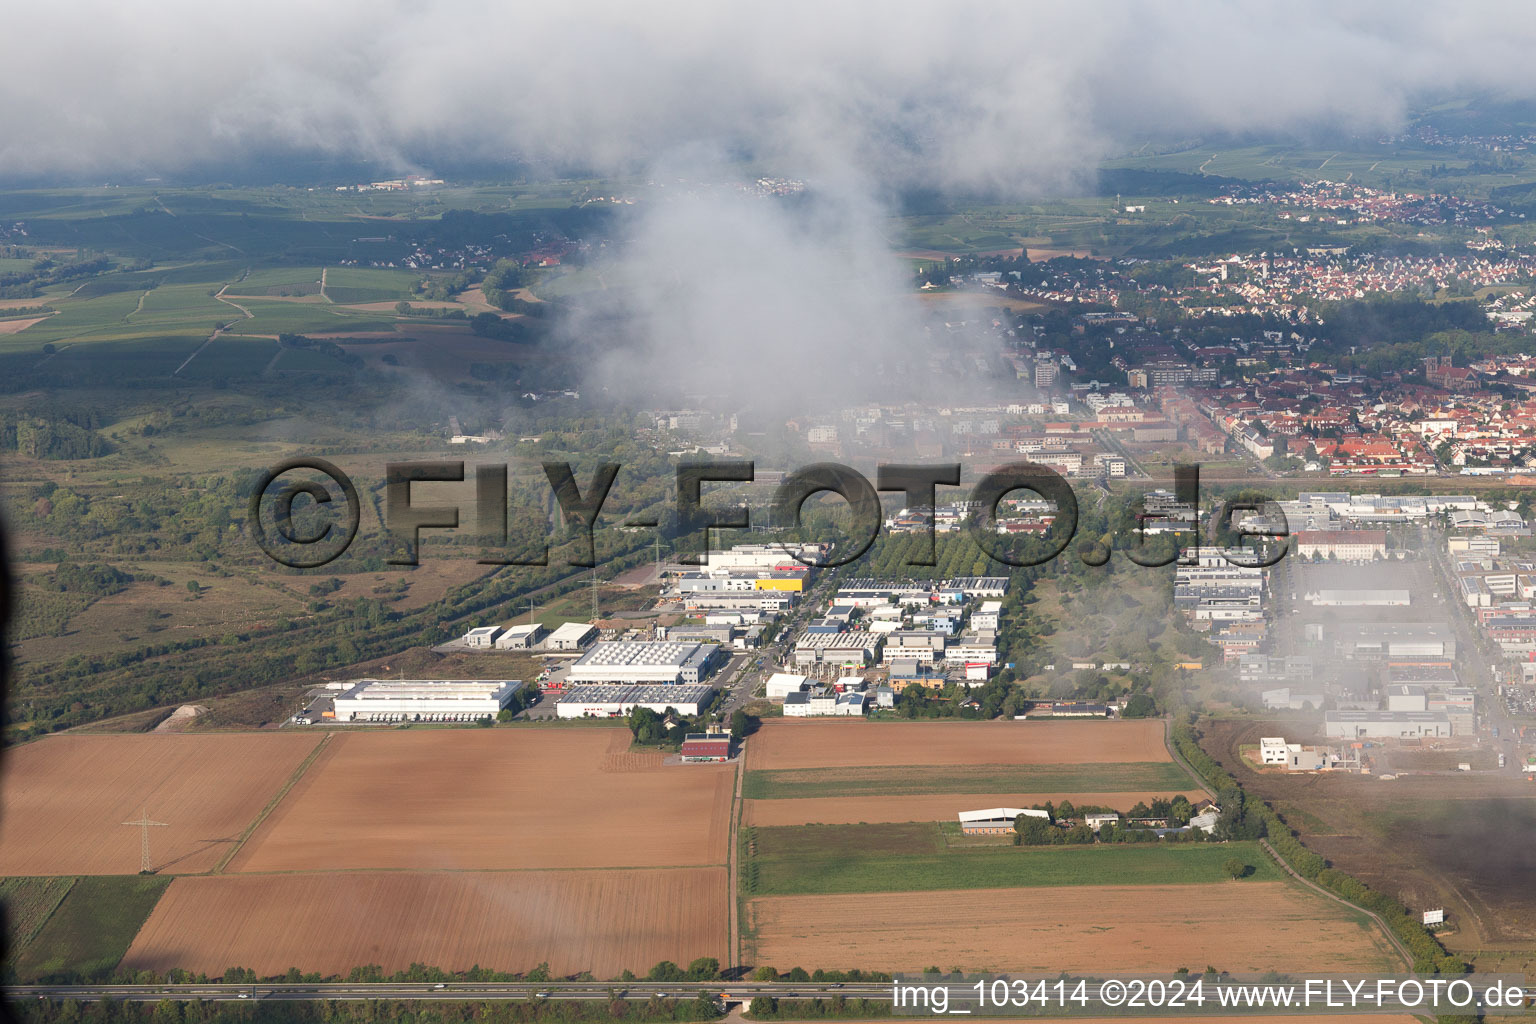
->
120, 868, 727, 980
0, 732, 327, 877
744, 719, 1176, 771
746, 882, 1402, 974
211, 733, 335, 874
0, 876, 76, 953
742, 762, 1193, 799
227, 730, 734, 873
746, 825, 1280, 896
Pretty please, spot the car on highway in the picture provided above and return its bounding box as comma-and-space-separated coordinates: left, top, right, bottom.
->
536, 991, 550, 999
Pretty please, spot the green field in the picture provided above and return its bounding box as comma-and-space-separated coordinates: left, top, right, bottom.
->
232, 299, 398, 335
322, 266, 422, 304
230, 266, 324, 295
0, 876, 76, 968
27, 336, 205, 383
742, 762, 1195, 800
746, 823, 1277, 896
14, 875, 170, 982
179, 335, 281, 378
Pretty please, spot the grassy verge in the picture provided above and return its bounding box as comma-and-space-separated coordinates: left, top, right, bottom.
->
742, 762, 1195, 799
747, 823, 1278, 895
14, 875, 171, 982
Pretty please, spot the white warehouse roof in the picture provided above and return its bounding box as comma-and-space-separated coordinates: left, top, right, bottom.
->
958, 807, 1049, 825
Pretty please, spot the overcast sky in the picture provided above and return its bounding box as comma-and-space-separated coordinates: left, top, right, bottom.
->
6, 1, 1536, 185
11, 1, 1536, 409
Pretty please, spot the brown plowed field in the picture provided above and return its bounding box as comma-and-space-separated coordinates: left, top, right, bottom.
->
0, 733, 324, 876
746, 719, 1171, 771
121, 868, 726, 978
743, 791, 1207, 827
228, 729, 733, 872
747, 882, 1399, 973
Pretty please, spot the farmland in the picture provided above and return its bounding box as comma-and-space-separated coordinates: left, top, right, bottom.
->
744, 719, 1174, 770
14, 875, 171, 982
0, 733, 325, 876
741, 720, 1200, 826
745, 823, 1279, 895
228, 728, 734, 872
0, 877, 75, 961
746, 883, 1401, 974
1201, 718, 1536, 961
742, 762, 1195, 799
743, 790, 1207, 827
119, 868, 726, 979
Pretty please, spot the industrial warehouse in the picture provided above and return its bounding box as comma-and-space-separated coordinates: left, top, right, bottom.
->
554, 684, 717, 719
331, 678, 525, 722
566, 640, 724, 685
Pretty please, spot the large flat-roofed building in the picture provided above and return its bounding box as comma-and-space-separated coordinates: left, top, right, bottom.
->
567, 640, 721, 685
959, 807, 1049, 835
794, 631, 882, 666
1386, 684, 1429, 712
765, 673, 811, 699
1324, 710, 1453, 739
547, 621, 599, 651
944, 577, 1010, 598
554, 684, 715, 718
1337, 622, 1455, 660
332, 678, 523, 722
1306, 589, 1410, 607
697, 542, 827, 571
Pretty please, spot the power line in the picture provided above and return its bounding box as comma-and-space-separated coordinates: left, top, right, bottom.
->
121, 807, 169, 873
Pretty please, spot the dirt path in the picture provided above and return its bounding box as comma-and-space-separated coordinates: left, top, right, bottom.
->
319, 267, 331, 303
728, 750, 745, 970
1259, 839, 1412, 969
173, 285, 254, 376
1165, 717, 1216, 798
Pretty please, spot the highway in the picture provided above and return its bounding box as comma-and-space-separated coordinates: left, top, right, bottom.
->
8, 981, 893, 1004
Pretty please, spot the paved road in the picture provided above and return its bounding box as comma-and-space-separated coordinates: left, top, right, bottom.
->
9, 981, 891, 1004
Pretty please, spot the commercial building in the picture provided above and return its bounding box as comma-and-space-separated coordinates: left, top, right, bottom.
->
1306, 589, 1410, 607
782, 691, 866, 716
332, 678, 524, 722
970, 601, 1003, 631
1336, 622, 1456, 659
547, 621, 599, 651
1259, 737, 1289, 765
554, 684, 715, 718
765, 673, 812, 700
794, 631, 882, 667
1323, 710, 1453, 739
680, 733, 731, 762
958, 807, 1049, 835
1386, 684, 1429, 712
462, 626, 504, 648
1296, 530, 1388, 560
567, 641, 721, 686
495, 622, 546, 649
